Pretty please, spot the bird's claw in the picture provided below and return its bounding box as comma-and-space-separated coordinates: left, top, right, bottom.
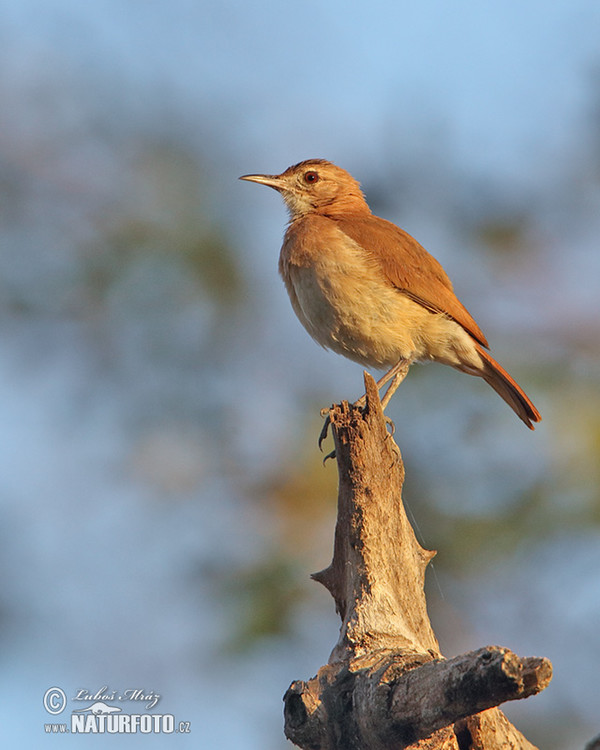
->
319, 414, 336, 462
318, 409, 333, 452
388, 439, 401, 464
319, 408, 337, 462
385, 415, 395, 435
322, 449, 336, 464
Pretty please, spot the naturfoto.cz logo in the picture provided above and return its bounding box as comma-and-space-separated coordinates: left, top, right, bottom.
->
42, 686, 191, 735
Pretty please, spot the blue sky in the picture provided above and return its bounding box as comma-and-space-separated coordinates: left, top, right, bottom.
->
4, 0, 600, 183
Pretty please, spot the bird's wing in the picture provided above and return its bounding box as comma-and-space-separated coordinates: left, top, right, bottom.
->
335, 215, 489, 348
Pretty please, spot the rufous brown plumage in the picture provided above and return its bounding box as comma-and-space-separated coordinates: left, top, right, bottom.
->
240, 159, 541, 429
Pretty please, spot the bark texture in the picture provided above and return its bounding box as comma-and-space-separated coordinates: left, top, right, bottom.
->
284, 372, 552, 749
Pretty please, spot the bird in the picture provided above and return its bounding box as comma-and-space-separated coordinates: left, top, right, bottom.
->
240, 159, 541, 429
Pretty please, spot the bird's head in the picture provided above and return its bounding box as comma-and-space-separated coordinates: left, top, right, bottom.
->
240, 159, 370, 220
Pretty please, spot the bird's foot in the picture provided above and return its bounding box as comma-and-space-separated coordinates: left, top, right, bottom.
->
385, 415, 395, 435
383, 416, 400, 464
387, 434, 401, 464
318, 408, 332, 451
319, 407, 336, 462
319, 405, 395, 464
322, 448, 336, 465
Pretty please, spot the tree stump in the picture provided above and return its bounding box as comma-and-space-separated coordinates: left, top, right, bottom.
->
283, 372, 552, 749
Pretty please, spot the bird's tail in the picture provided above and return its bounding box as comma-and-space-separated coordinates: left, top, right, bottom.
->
474, 343, 541, 430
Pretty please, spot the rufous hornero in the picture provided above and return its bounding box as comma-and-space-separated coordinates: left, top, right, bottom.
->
240, 159, 541, 429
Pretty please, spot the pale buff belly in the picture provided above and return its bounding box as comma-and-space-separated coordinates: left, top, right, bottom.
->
286, 260, 481, 373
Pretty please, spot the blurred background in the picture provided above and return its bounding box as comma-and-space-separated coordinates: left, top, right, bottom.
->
1, 0, 599, 747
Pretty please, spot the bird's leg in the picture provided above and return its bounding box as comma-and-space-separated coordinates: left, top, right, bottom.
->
378, 361, 411, 462
319, 358, 412, 458
354, 359, 412, 437
380, 360, 411, 409
354, 358, 413, 410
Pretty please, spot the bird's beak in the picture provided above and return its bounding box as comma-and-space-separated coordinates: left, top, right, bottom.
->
239, 173, 286, 191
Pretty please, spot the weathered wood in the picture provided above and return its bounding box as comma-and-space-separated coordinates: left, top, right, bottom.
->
284, 372, 552, 749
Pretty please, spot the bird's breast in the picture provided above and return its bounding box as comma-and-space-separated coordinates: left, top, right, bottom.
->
279, 217, 437, 368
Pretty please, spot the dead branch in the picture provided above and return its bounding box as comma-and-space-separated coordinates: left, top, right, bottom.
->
284, 372, 552, 749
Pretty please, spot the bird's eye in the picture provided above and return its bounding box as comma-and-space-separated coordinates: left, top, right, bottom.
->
304, 171, 319, 184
